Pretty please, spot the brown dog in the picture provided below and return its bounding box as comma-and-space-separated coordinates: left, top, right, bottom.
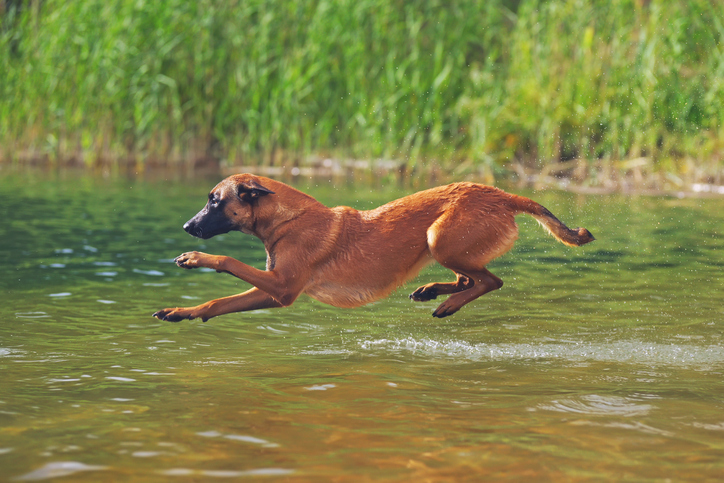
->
153, 174, 594, 322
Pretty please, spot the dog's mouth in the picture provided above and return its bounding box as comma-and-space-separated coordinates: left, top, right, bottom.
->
183, 221, 205, 239
183, 214, 234, 239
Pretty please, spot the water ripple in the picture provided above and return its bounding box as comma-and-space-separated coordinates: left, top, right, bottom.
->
132, 269, 164, 276
14, 461, 107, 481
197, 430, 279, 448
305, 384, 336, 391
15, 312, 50, 319
159, 468, 293, 477
538, 395, 652, 417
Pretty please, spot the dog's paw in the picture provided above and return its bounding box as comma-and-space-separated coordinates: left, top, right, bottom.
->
174, 251, 208, 269
153, 307, 208, 323
409, 285, 438, 302
431, 300, 460, 318
152, 308, 190, 322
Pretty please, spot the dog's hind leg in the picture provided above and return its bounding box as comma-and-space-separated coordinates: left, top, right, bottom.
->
430, 267, 503, 318
409, 272, 473, 302
420, 207, 516, 317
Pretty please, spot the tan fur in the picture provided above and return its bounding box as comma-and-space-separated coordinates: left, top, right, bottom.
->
153, 175, 594, 322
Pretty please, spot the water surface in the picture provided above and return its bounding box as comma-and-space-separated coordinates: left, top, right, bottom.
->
1, 170, 724, 481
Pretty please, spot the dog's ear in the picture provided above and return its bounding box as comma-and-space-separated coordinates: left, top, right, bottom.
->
237, 179, 275, 202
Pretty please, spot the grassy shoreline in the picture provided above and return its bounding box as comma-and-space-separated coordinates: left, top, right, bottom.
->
2, 0, 723, 186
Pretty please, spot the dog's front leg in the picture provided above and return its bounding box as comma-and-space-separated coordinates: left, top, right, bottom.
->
153, 287, 283, 322
173, 251, 304, 307
174, 251, 226, 272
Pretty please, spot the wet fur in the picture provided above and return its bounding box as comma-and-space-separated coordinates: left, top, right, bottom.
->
153, 174, 594, 322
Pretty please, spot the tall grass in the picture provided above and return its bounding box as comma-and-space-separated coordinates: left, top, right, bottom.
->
459, 0, 724, 183
1, 0, 723, 182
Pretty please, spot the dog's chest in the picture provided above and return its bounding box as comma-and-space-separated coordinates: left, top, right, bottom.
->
304, 283, 379, 308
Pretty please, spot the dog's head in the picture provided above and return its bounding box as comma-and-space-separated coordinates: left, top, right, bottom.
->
183, 175, 275, 239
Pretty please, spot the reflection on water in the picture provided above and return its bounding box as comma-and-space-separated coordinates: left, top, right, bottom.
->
1, 171, 724, 480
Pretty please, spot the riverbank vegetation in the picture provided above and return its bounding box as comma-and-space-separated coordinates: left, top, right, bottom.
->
1, 0, 723, 190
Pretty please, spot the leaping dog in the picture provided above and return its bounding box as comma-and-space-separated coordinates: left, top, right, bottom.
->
153, 174, 594, 322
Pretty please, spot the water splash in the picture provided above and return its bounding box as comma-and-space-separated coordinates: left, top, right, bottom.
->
360, 337, 724, 367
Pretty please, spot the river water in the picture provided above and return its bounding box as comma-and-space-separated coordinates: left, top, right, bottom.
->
1, 170, 723, 481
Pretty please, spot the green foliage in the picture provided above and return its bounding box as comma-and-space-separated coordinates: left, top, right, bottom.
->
1, 0, 723, 176
463, 0, 724, 174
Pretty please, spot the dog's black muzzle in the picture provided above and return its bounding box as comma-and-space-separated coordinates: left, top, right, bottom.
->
183, 206, 234, 239
183, 218, 205, 238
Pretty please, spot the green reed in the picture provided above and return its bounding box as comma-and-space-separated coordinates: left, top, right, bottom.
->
1, 0, 722, 180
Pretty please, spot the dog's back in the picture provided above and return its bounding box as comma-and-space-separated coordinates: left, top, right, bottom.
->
302, 182, 593, 309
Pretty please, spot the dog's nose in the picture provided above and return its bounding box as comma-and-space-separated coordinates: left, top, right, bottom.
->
183, 220, 194, 234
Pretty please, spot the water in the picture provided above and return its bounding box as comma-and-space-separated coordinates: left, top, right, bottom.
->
1, 170, 724, 481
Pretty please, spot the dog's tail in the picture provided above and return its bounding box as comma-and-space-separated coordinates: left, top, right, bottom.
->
509, 195, 595, 247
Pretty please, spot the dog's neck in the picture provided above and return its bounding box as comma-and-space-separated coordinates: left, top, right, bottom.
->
251, 193, 332, 244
